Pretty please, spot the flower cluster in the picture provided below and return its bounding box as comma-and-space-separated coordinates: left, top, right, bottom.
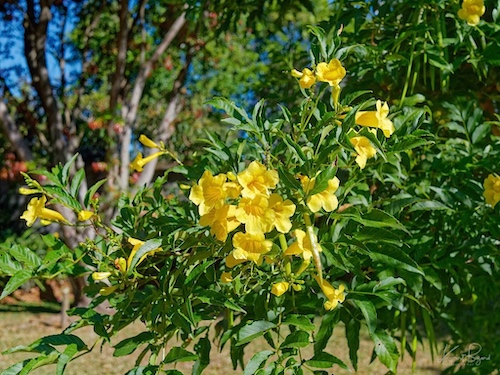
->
20, 195, 68, 227
458, 0, 485, 26
483, 174, 500, 208
189, 161, 296, 267
291, 58, 346, 90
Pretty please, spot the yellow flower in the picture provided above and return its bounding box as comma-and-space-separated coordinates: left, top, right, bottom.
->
271, 282, 289, 297
314, 275, 345, 310
114, 257, 127, 273
127, 238, 161, 270
189, 171, 228, 216
221, 272, 233, 283
225, 232, 273, 268
130, 151, 164, 172
200, 204, 240, 241
458, 0, 485, 26
99, 285, 118, 296
139, 134, 160, 149
355, 100, 395, 138
92, 272, 112, 281
300, 175, 340, 213
78, 210, 94, 221
268, 194, 296, 233
237, 161, 279, 198
483, 174, 500, 208
235, 195, 275, 234
291, 68, 316, 89
315, 59, 346, 87
350, 136, 377, 169
284, 229, 321, 262
19, 187, 39, 195
20, 196, 67, 227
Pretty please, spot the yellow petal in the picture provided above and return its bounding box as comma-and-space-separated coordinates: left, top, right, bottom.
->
221, 272, 233, 283
19, 187, 39, 195
78, 210, 94, 221
139, 134, 160, 149
92, 271, 112, 281
271, 282, 289, 297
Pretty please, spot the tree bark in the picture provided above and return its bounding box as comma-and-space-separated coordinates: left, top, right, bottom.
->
0, 100, 33, 161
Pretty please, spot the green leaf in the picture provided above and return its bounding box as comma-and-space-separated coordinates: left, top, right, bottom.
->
280, 330, 310, 349
346, 319, 360, 371
370, 330, 399, 373
18, 353, 60, 375
0, 251, 23, 275
124, 366, 160, 375
61, 154, 79, 185
56, 343, 79, 375
114, 332, 155, 357
185, 260, 215, 286
390, 135, 433, 153
408, 200, 451, 212
352, 298, 377, 334
39, 334, 87, 351
0, 270, 33, 300
127, 239, 162, 275
278, 167, 301, 190
236, 321, 276, 346
83, 179, 107, 207
163, 347, 197, 364
243, 350, 274, 375
1, 362, 24, 375
309, 165, 337, 195
373, 277, 406, 291
70, 168, 86, 198
193, 336, 211, 375
360, 209, 408, 233
9, 245, 42, 269
314, 310, 339, 354
367, 245, 424, 275
282, 315, 315, 331
305, 352, 348, 369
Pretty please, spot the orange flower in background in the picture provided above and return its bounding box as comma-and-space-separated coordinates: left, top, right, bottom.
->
355, 100, 394, 138
291, 68, 316, 89
315, 59, 346, 87
483, 174, 500, 208
458, 0, 485, 26
237, 161, 279, 198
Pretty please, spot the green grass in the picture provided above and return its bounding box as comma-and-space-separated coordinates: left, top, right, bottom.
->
0, 311, 445, 374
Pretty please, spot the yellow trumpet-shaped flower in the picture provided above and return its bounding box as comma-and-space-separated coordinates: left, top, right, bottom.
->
200, 204, 240, 241
78, 210, 94, 221
355, 100, 394, 138
458, 0, 485, 26
483, 174, 500, 208
271, 282, 290, 297
130, 151, 164, 172
284, 229, 321, 262
315, 59, 346, 87
300, 175, 340, 213
115, 257, 127, 273
350, 136, 377, 169
92, 272, 112, 281
314, 275, 345, 310
19, 187, 39, 195
291, 68, 316, 89
220, 272, 233, 283
237, 161, 279, 198
99, 285, 118, 296
20, 196, 67, 227
189, 171, 228, 216
235, 195, 275, 234
225, 232, 273, 268
139, 134, 160, 149
127, 238, 161, 271
268, 194, 296, 233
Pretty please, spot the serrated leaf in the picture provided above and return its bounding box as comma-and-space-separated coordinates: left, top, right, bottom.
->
84, 179, 107, 207
309, 165, 337, 195
163, 347, 197, 364
367, 245, 424, 275
18, 352, 60, 375
56, 343, 79, 375
371, 330, 399, 373
282, 315, 315, 331
61, 154, 79, 185
280, 330, 310, 349
127, 239, 162, 275
243, 350, 274, 375
305, 352, 348, 369
124, 366, 160, 375
0, 270, 33, 300
236, 321, 276, 346
408, 200, 451, 212
0, 251, 23, 275
70, 168, 86, 198
352, 298, 377, 334
373, 277, 406, 291
346, 319, 360, 371
184, 260, 215, 286
9, 245, 42, 269
193, 336, 211, 375
314, 310, 339, 354
114, 332, 155, 357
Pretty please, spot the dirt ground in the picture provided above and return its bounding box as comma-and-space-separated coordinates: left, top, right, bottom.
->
0, 307, 449, 375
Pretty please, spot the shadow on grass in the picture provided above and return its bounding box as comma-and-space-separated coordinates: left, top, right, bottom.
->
0, 301, 60, 314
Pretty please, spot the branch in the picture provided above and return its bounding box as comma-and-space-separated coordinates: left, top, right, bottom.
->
0, 99, 33, 161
